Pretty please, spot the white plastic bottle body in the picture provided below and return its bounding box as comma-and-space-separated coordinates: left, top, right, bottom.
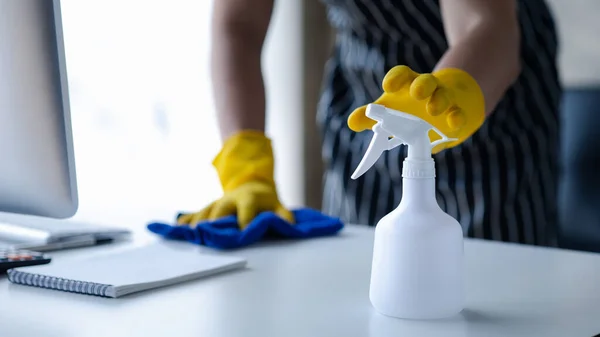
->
369, 175, 464, 320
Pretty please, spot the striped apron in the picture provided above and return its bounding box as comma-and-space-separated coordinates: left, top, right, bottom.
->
316, 0, 562, 247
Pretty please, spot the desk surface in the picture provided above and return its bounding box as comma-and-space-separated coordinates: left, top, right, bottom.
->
1, 225, 600, 337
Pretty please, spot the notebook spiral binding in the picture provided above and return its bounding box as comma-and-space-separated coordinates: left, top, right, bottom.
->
7, 269, 111, 297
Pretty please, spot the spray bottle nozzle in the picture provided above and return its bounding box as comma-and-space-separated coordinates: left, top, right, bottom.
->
351, 104, 457, 180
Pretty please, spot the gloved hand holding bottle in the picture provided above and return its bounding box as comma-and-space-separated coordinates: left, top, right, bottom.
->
348, 65, 486, 153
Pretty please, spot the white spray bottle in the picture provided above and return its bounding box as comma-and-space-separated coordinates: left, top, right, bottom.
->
352, 103, 464, 320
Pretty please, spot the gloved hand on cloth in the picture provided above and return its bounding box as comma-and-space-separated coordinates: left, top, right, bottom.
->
177, 130, 293, 230
347, 65, 486, 153
147, 130, 343, 249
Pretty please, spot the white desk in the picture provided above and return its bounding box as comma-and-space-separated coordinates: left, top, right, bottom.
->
1, 225, 600, 337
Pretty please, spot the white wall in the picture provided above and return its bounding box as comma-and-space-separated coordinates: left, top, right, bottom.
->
265, 0, 331, 210
263, 1, 305, 209
546, 0, 600, 87
60, 0, 306, 228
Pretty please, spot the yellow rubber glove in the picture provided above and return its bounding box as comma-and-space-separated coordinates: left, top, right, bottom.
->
177, 130, 294, 230
348, 65, 486, 153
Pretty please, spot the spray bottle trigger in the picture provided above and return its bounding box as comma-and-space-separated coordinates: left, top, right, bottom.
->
429, 125, 458, 149
350, 125, 390, 180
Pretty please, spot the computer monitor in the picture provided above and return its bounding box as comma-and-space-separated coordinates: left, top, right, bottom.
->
0, 0, 78, 218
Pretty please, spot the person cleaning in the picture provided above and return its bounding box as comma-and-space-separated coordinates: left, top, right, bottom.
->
176, 0, 561, 247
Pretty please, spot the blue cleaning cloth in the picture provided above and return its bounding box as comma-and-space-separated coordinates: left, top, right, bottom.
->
146, 208, 344, 249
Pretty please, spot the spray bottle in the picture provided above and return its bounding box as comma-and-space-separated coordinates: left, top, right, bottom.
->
352, 103, 464, 320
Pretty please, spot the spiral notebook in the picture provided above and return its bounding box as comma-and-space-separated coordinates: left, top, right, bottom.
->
6, 243, 247, 298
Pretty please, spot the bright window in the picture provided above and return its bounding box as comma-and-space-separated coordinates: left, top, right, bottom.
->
61, 0, 222, 227
61, 0, 305, 229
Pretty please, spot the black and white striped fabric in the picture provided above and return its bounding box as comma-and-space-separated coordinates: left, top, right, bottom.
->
316, 0, 561, 247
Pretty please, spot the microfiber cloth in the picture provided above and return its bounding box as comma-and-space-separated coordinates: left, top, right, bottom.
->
146, 208, 344, 249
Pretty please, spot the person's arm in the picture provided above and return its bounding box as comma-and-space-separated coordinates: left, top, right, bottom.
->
210, 0, 275, 140
437, 0, 521, 116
